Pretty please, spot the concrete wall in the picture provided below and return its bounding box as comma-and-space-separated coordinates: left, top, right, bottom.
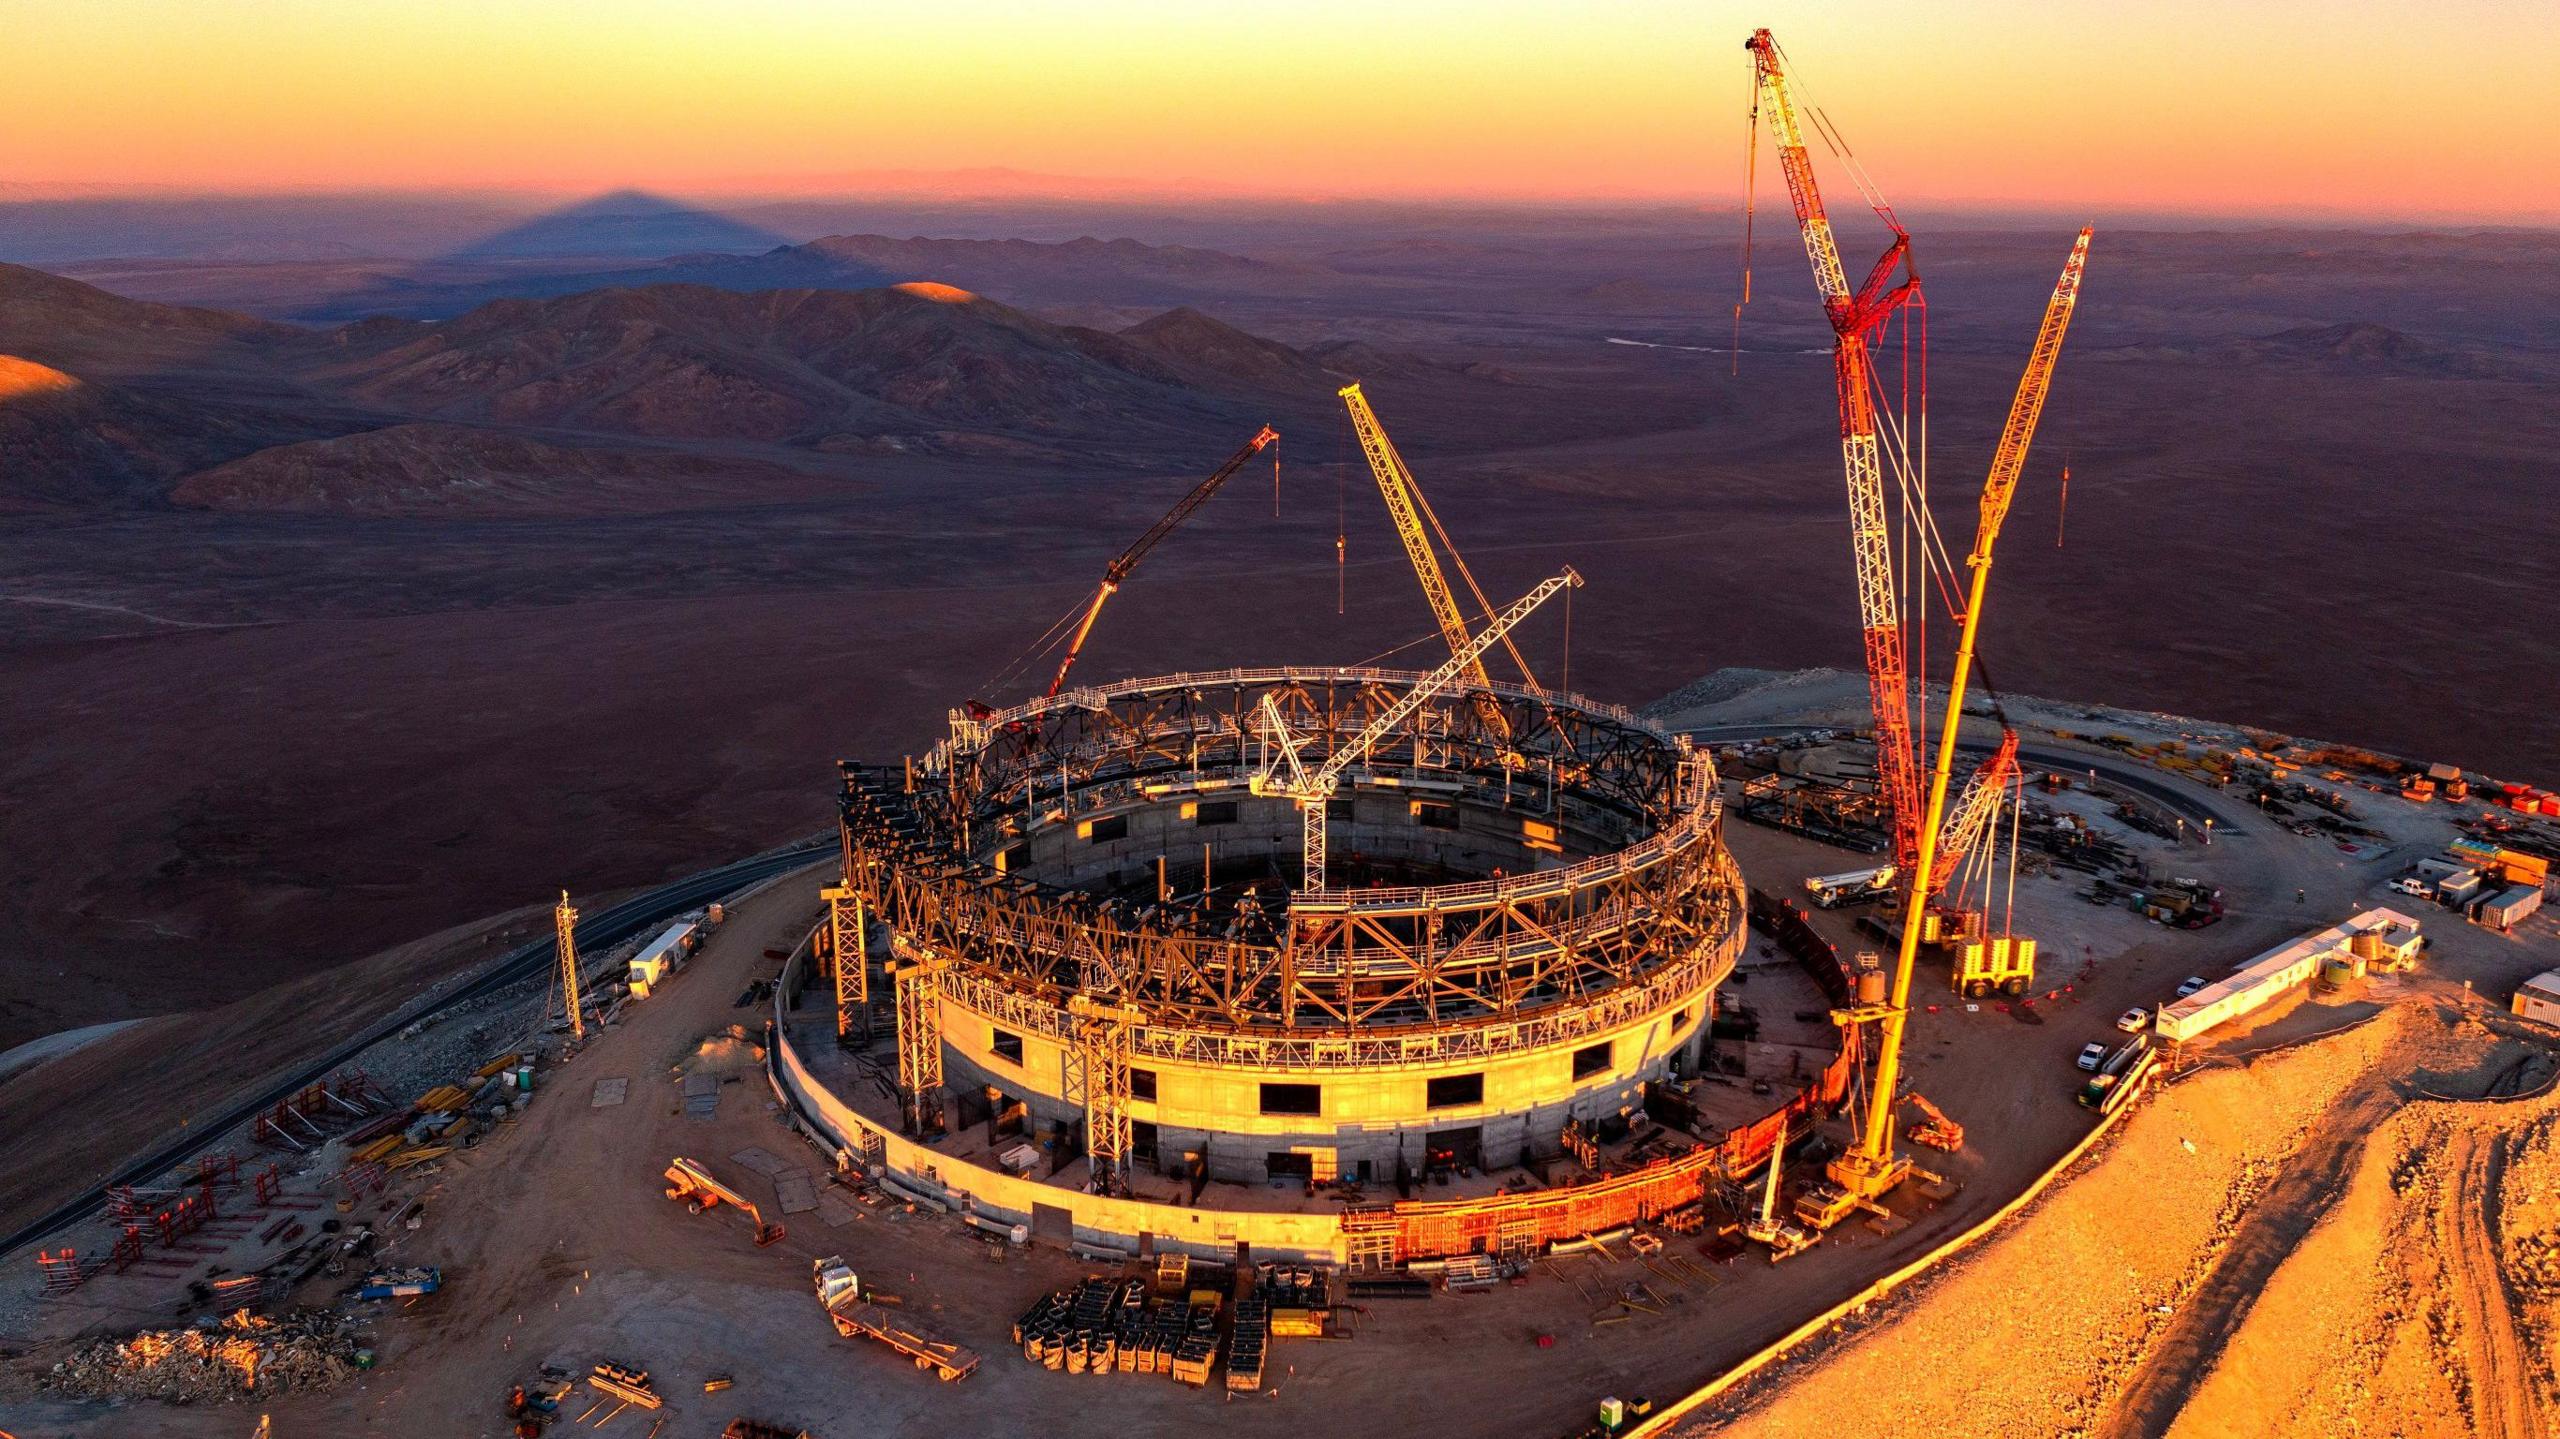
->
938, 991, 1708, 1182
768, 960, 1347, 1263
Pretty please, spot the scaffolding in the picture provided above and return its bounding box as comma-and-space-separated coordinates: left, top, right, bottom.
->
822, 884, 869, 1040
1066, 997, 1141, 1196
837, 667, 1736, 1036
892, 954, 946, 1136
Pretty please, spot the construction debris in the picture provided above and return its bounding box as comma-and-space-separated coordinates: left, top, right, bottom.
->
44, 1308, 368, 1403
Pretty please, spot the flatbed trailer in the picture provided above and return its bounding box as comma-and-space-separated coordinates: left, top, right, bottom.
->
814, 1255, 980, 1381
825, 1301, 982, 1381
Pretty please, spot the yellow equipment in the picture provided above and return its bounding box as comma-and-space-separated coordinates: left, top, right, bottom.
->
1830, 228, 2093, 1223
1740, 1117, 1814, 1261
1950, 932, 2038, 1000
1338, 383, 1542, 705
663, 1157, 786, 1247
1904, 1093, 1963, 1152
556, 890, 584, 1040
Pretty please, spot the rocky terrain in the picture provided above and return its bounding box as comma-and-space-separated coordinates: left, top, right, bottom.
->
169, 422, 845, 516
1670, 1002, 2560, 1439
0, 262, 1544, 515
0, 210, 2553, 1064
299, 281, 1257, 448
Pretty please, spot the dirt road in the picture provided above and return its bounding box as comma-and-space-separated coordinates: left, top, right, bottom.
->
2442, 1127, 2539, 1437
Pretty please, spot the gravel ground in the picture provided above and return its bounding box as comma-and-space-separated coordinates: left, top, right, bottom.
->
1673, 999, 2558, 1438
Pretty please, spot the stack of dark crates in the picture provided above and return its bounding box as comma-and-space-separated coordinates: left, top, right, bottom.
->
1226, 1290, 1269, 1393
1012, 1274, 1223, 1386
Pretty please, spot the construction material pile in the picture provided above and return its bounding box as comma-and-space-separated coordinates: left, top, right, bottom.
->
1012, 1263, 1334, 1392
45, 1308, 366, 1403
1013, 1275, 1221, 1384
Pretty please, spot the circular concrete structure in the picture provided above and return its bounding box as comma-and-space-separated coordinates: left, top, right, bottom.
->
831, 666, 1747, 1190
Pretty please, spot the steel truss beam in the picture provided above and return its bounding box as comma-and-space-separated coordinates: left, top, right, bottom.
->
891, 953, 946, 1136
839, 667, 1743, 1049
822, 885, 869, 1040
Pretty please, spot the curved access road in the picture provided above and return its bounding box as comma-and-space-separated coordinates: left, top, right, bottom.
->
0, 838, 834, 1260
1678, 724, 2240, 831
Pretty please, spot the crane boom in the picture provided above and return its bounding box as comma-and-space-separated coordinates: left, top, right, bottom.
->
1254, 566, 1582, 889
1046, 425, 1279, 697
1339, 384, 1542, 696
1921, 227, 2091, 894
1746, 30, 1924, 881
1972, 228, 2090, 559
1866, 231, 2094, 1180
1930, 728, 2020, 893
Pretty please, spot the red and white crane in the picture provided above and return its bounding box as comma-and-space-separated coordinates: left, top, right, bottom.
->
1743, 29, 1927, 883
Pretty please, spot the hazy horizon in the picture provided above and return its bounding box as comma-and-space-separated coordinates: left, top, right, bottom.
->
13, 2, 2555, 223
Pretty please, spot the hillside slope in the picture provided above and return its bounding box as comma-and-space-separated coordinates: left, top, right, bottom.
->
299, 281, 1268, 446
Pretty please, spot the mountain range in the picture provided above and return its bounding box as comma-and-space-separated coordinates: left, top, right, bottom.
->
0, 262, 1473, 514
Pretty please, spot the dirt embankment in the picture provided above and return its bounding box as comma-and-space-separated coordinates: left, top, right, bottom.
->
0, 901, 549, 1242
2158, 1052, 2560, 1439
1676, 1001, 2557, 1439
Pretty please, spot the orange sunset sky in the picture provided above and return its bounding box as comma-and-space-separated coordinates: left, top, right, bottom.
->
10, 1, 2557, 220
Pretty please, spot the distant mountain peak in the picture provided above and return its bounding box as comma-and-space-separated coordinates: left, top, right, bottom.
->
1115, 305, 1333, 396
891, 281, 978, 304
2251, 321, 2436, 359
0, 353, 81, 402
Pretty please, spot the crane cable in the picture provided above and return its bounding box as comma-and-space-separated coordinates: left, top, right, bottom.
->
981, 597, 1090, 699
1733, 60, 1760, 375
1775, 39, 1903, 233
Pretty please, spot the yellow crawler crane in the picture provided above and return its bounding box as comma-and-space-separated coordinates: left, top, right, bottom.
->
1810, 230, 2095, 1228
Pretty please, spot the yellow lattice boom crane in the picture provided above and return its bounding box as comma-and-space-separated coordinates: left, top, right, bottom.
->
1809, 229, 2094, 1227
1338, 383, 1544, 708
555, 890, 583, 1040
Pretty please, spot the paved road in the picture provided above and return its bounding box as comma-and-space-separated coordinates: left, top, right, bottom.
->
0, 839, 834, 1259
1680, 724, 2239, 830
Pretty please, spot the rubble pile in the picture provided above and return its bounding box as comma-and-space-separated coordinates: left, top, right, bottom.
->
46, 1308, 366, 1404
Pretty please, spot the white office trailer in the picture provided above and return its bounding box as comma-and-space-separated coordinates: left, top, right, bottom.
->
627, 919, 700, 997
2154, 908, 2421, 1044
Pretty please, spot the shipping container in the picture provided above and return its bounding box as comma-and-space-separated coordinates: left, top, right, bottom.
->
2514, 970, 2560, 1027
2474, 884, 2545, 931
